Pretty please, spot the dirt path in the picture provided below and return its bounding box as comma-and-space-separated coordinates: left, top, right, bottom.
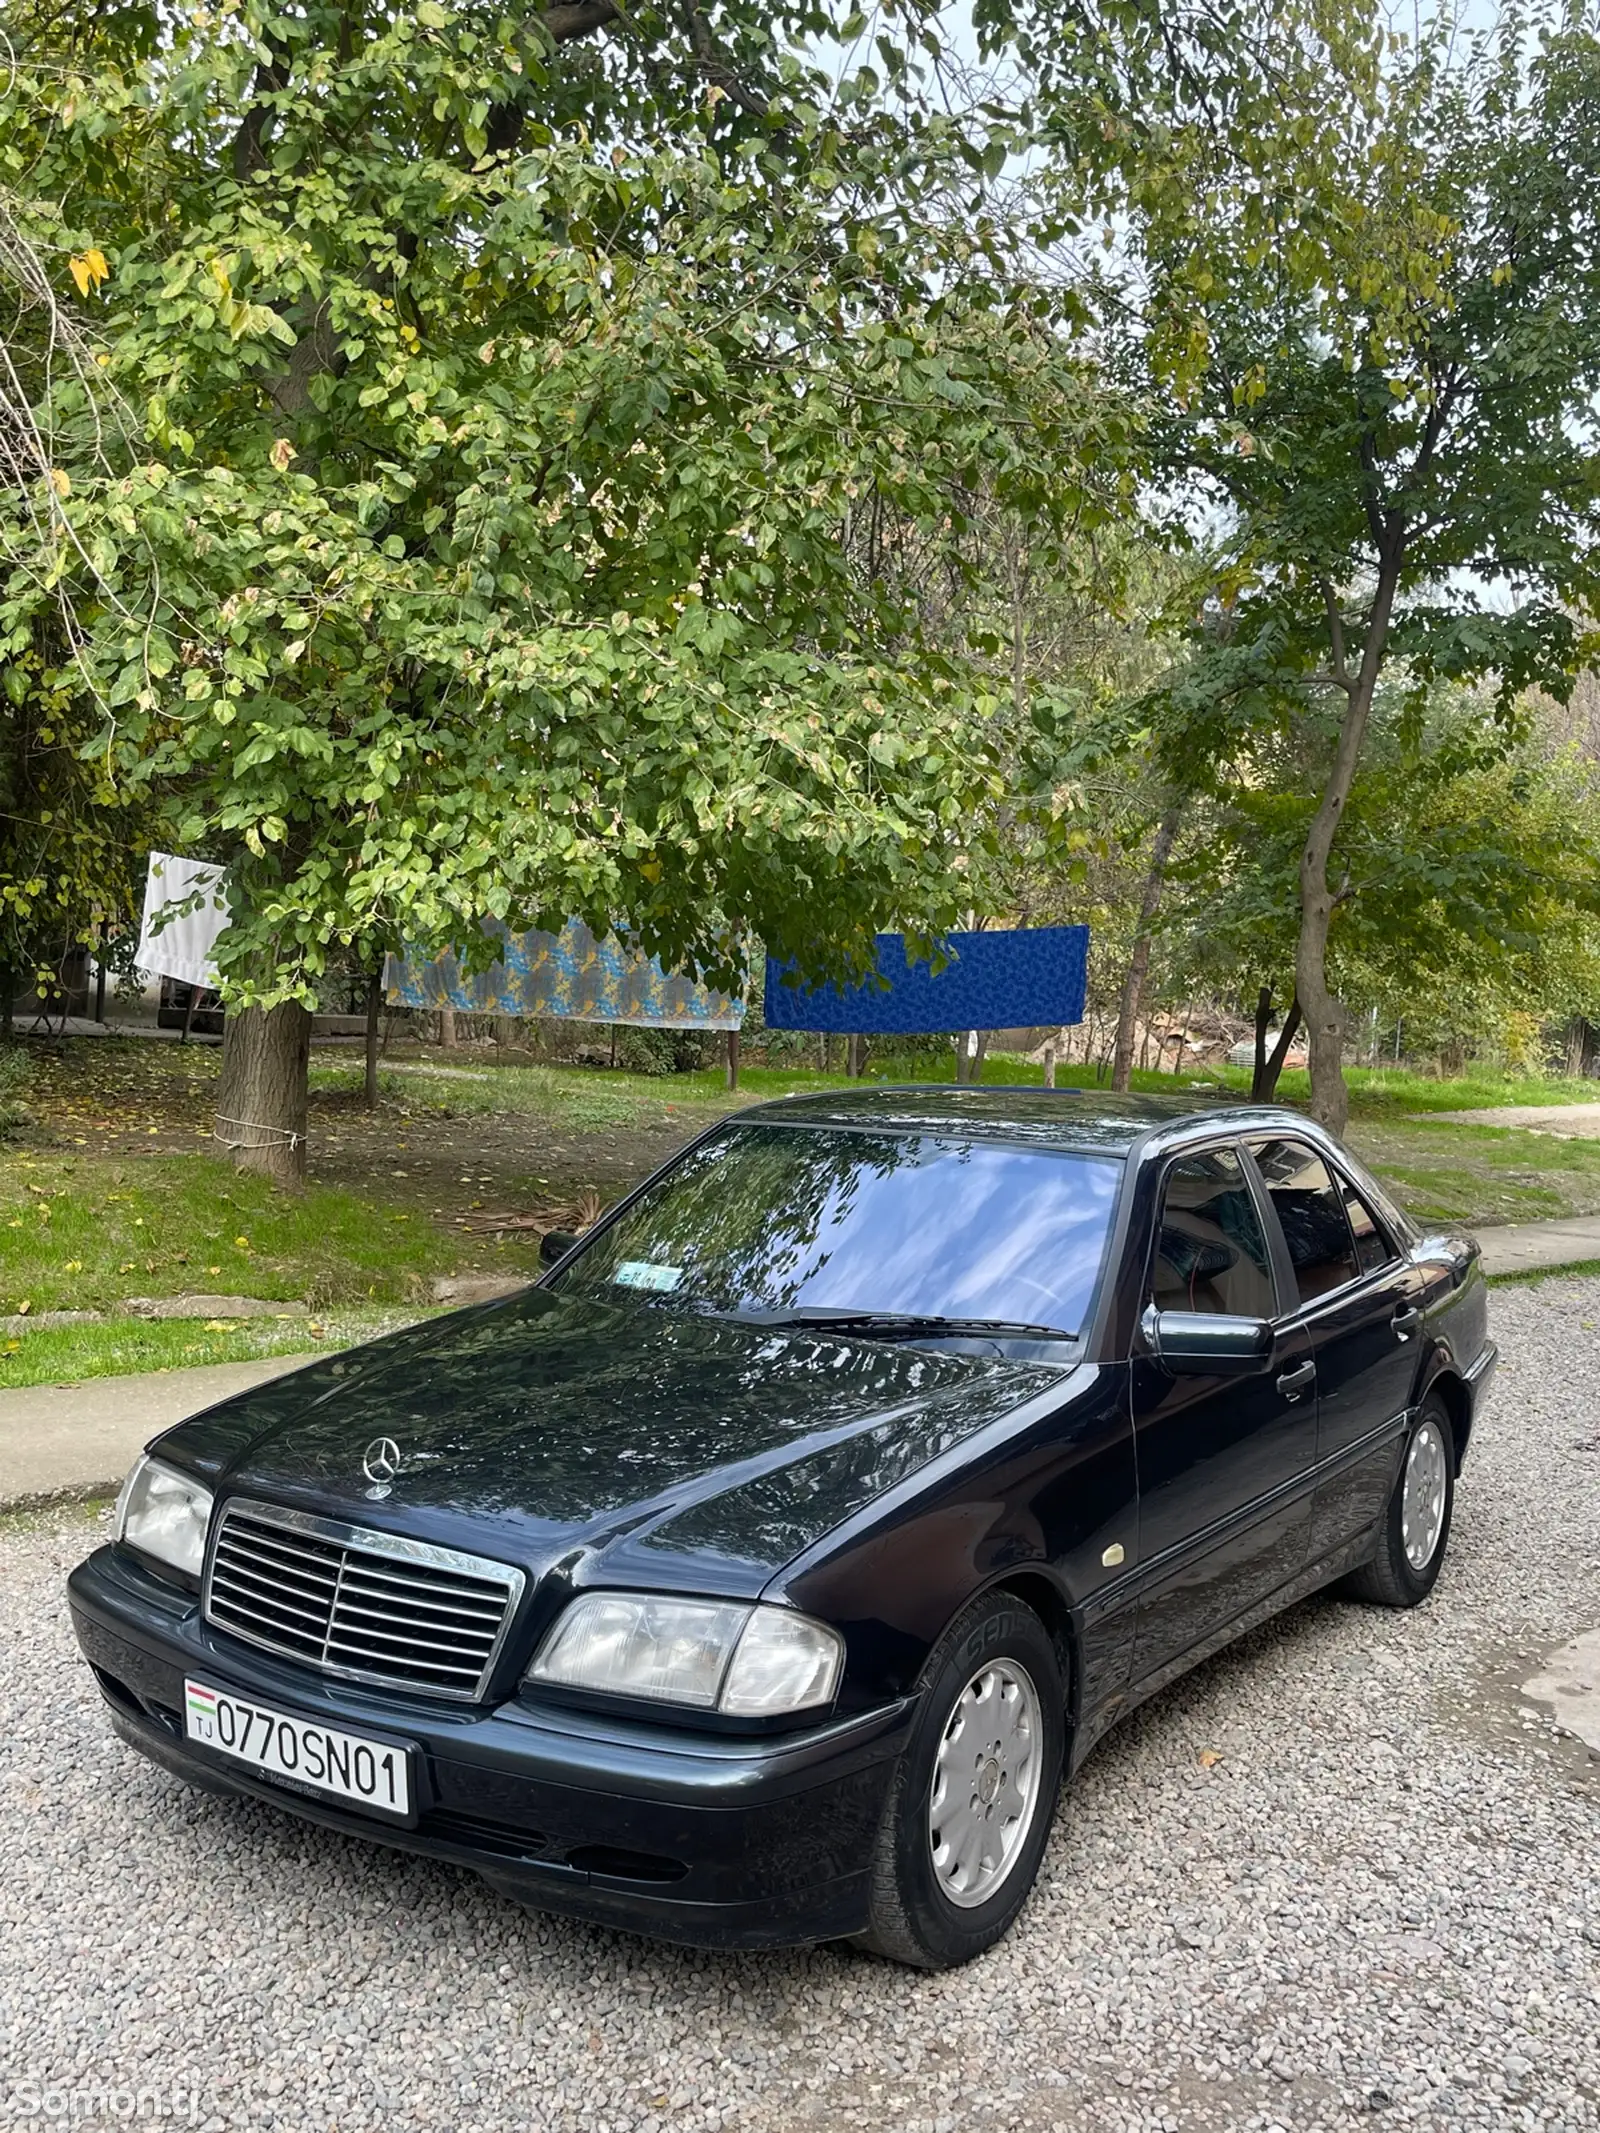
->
1427, 1101, 1600, 1136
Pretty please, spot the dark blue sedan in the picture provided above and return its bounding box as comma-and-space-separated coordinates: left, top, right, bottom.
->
68, 1089, 1495, 1968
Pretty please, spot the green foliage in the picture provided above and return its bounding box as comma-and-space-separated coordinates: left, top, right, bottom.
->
1167, 686, 1600, 1053
983, 0, 1600, 1119
612, 1028, 714, 1077
0, 0, 1124, 1007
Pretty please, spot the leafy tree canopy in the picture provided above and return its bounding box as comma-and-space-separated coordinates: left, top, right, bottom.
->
0, 0, 1127, 1028
981, 0, 1600, 1124
1171, 684, 1600, 1037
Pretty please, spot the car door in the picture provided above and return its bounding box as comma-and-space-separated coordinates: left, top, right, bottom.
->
1244, 1138, 1423, 1564
1129, 1143, 1317, 1684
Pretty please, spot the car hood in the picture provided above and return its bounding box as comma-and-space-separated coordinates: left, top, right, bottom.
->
153, 1288, 1072, 1588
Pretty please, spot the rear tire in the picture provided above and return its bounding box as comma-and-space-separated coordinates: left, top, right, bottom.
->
1343, 1397, 1455, 1608
855, 1591, 1065, 1969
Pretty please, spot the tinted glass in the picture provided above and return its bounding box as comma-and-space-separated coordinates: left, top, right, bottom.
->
1340, 1179, 1393, 1274
554, 1124, 1121, 1334
1249, 1139, 1360, 1305
1150, 1148, 1276, 1318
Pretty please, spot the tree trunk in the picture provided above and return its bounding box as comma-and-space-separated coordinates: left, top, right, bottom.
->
364, 974, 381, 1109
1250, 985, 1275, 1099
725, 1029, 740, 1091
439, 1004, 456, 1049
1171, 1001, 1193, 1075
954, 1030, 973, 1083
1297, 561, 1400, 1134
217, 1002, 311, 1185
1042, 1038, 1057, 1089
1111, 799, 1182, 1094
1254, 994, 1303, 1103
971, 1031, 990, 1083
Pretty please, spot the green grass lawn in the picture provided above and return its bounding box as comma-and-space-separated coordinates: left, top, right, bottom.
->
0, 1306, 432, 1391
0, 1147, 471, 1316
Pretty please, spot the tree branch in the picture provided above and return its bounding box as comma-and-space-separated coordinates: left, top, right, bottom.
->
540, 0, 621, 41
1319, 577, 1352, 692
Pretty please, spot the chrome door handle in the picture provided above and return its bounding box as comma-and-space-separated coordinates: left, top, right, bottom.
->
1391, 1305, 1421, 1340
1276, 1359, 1316, 1399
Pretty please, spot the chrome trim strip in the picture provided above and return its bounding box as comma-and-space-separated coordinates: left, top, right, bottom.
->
203, 1497, 526, 1704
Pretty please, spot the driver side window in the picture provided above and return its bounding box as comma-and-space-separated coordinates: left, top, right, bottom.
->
1150, 1147, 1277, 1319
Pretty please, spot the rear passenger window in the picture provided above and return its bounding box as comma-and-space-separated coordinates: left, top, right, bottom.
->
1249, 1139, 1360, 1305
1150, 1148, 1277, 1319
1339, 1179, 1393, 1274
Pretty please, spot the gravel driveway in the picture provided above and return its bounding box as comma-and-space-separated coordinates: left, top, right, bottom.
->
2, 1279, 1598, 2133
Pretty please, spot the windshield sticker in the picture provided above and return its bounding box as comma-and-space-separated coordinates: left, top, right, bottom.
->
614, 1261, 683, 1293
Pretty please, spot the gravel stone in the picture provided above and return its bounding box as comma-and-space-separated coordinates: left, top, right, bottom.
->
1, 1276, 1597, 2131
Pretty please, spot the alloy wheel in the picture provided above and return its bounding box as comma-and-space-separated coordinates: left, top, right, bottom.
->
1401, 1417, 1450, 1571
927, 1657, 1044, 1909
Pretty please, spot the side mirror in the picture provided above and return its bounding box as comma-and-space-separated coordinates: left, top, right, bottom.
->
539, 1229, 581, 1268
1144, 1307, 1273, 1374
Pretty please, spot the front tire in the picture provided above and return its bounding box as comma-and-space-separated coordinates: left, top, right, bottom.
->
855, 1591, 1065, 1969
1343, 1397, 1455, 1608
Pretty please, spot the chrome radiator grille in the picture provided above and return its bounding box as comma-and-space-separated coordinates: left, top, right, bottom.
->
204, 1499, 524, 1701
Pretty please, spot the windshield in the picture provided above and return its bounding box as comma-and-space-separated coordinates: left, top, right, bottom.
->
552, 1123, 1121, 1336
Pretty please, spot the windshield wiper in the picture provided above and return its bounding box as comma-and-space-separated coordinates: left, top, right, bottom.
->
724, 1307, 1078, 1343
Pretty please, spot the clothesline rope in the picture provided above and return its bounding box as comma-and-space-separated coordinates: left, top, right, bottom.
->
213, 1116, 304, 1151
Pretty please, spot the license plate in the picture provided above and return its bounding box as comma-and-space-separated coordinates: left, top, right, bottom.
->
183, 1680, 413, 1820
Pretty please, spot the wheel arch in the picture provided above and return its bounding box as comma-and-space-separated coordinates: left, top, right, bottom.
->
1421, 1365, 1471, 1473
984, 1567, 1080, 1733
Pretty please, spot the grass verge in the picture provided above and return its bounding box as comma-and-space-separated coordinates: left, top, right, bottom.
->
0, 1306, 433, 1391
0, 1148, 474, 1317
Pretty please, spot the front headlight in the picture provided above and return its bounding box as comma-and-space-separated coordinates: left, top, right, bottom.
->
527, 1593, 843, 1717
114, 1455, 213, 1579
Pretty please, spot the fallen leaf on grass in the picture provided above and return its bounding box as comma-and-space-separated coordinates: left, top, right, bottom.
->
1197, 1749, 1223, 1769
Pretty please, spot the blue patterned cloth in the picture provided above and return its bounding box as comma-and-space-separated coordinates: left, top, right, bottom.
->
764, 926, 1088, 1034
385, 922, 743, 1030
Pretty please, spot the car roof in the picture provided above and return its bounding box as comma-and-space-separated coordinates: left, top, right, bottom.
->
732, 1084, 1318, 1158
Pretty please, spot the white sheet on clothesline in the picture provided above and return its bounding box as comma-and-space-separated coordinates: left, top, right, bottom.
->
137, 853, 230, 989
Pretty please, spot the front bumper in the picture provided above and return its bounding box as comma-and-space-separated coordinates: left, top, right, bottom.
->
68, 1544, 912, 1950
